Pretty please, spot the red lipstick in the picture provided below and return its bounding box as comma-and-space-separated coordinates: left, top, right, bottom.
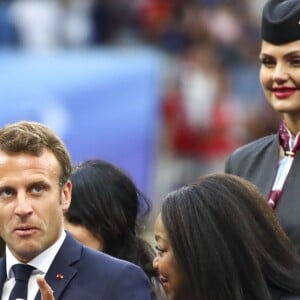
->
272, 87, 297, 99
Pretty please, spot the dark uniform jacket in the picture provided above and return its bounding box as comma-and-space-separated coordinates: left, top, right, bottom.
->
225, 134, 300, 252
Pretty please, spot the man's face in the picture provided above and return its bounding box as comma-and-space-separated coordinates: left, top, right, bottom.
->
0, 149, 71, 262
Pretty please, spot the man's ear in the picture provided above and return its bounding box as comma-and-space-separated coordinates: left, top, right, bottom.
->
61, 180, 72, 213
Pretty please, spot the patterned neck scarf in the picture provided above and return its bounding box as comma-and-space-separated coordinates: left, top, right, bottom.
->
278, 119, 300, 156
268, 120, 300, 209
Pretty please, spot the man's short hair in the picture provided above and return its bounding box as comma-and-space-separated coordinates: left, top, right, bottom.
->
0, 120, 72, 186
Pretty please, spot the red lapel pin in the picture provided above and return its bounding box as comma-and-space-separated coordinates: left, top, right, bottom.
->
56, 273, 64, 279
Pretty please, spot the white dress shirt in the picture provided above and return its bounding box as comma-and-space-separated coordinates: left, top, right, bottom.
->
1, 231, 66, 300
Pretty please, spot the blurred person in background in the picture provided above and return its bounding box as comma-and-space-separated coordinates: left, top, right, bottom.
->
159, 41, 242, 191
9, 0, 62, 50
0, 0, 19, 47
153, 173, 300, 300
225, 0, 300, 253
64, 159, 166, 299
61, 0, 94, 47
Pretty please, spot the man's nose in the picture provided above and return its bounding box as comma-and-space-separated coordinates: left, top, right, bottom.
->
14, 193, 33, 216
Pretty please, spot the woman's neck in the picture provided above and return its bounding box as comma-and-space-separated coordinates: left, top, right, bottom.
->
283, 115, 300, 136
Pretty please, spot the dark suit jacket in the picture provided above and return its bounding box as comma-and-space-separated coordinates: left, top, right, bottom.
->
225, 134, 300, 252
0, 232, 154, 300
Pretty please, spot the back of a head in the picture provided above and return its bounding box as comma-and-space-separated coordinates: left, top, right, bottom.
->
67, 159, 155, 277
0, 120, 72, 185
68, 160, 140, 241
262, 0, 300, 44
161, 173, 300, 300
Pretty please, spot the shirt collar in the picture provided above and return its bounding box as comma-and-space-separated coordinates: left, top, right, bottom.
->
6, 230, 66, 278
286, 126, 300, 150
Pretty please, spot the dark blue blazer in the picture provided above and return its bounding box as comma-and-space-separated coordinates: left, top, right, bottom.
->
0, 232, 154, 299
225, 134, 300, 252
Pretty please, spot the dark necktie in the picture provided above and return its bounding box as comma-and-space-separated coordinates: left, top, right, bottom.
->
268, 120, 300, 209
9, 264, 35, 300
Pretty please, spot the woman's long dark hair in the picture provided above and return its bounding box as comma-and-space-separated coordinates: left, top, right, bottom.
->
66, 159, 157, 279
161, 173, 300, 300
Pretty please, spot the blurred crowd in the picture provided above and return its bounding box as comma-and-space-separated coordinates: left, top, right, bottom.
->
0, 0, 281, 197
0, 0, 267, 52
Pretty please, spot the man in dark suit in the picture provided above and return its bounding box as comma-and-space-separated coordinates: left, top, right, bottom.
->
0, 121, 154, 299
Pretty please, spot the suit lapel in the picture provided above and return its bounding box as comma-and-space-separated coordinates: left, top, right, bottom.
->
0, 258, 7, 296
278, 152, 300, 207
34, 233, 82, 300
256, 136, 279, 197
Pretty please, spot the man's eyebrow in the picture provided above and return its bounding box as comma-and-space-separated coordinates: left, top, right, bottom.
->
0, 185, 14, 190
27, 180, 50, 187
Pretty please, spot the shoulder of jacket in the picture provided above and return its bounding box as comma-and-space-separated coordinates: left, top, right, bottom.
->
230, 134, 276, 157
